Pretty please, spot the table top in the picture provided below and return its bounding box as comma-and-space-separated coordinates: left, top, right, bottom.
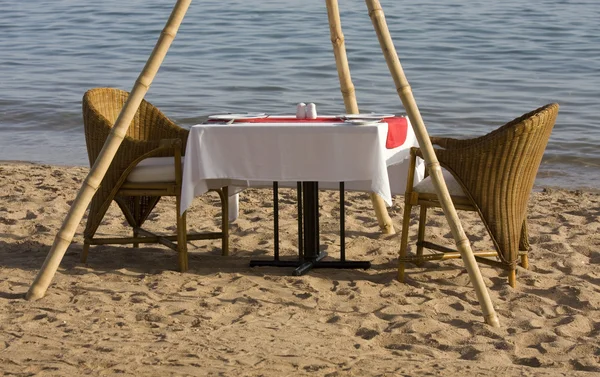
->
205, 116, 409, 149
180, 116, 419, 214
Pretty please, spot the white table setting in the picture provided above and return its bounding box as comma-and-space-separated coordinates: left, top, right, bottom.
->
180, 108, 424, 220
178, 106, 424, 274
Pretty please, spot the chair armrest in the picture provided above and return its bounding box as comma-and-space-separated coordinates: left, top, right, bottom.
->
414, 136, 480, 169
429, 136, 478, 149
158, 139, 183, 185
158, 138, 183, 149
113, 138, 184, 186
412, 147, 424, 160
125, 138, 183, 170
412, 136, 475, 158
124, 137, 183, 163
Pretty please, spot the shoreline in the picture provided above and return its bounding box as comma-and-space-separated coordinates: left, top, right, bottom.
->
1, 162, 599, 375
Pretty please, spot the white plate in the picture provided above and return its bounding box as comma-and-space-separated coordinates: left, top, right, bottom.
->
338, 113, 395, 120
208, 113, 267, 120
344, 119, 382, 125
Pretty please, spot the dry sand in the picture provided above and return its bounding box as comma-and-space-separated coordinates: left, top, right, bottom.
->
1, 161, 599, 376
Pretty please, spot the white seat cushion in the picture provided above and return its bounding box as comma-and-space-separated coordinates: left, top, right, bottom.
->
125, 157, 235, 189
413, 168, 466, 196
126, 157, 180, 183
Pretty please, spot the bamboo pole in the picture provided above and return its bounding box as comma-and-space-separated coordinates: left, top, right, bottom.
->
25, 0, 193, 301
326, 0, 395, 235
365, 0, 500, 327
326, 0, 359, 115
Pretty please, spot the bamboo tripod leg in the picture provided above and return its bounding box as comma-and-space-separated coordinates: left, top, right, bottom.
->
366, 0, 500, 327
326, 0, 395, 235
370, 194, 395, 234
26, 0, 192, 301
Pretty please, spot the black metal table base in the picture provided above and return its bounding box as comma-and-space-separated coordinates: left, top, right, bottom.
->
249, 181, 371, 275
249, 251, 371, 276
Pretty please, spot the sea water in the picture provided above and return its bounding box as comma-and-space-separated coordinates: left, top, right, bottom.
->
1, 0, 598, 190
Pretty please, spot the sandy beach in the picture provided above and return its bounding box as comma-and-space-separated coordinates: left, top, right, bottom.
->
0, 161, 599, 376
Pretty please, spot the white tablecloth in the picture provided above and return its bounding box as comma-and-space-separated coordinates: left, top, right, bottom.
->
181, 118, 423, 217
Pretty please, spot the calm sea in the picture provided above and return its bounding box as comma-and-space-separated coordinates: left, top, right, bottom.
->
1, 0, 598, 190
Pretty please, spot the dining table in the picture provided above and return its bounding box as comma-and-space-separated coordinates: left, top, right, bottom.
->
180, 114, 423, 275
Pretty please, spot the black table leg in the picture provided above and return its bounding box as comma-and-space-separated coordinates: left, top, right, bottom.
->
293, 182, 327, 275
249, 181, 298, 268
297, 181, 303, 259
340, 182, 345, 262
273, 181, 279, 261
250, 181, 371, 274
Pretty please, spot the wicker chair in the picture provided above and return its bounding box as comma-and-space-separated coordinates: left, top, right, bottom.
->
81, 87, 229, 272
398, 103, 559, 287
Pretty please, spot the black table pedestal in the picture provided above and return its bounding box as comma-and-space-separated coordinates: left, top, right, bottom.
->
249, 181, 371, 275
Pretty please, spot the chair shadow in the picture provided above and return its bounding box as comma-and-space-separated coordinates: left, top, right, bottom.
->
0, 235, 396, 296
1, 217, 512, 303
0, 239, 55, 271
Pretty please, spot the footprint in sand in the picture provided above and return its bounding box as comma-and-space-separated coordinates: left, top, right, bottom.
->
294, 292, 312, 299
355, 327, 380, 340
24, 210, 38, 220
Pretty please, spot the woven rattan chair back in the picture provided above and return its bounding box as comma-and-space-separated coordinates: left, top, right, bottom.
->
81, 87, 228, 271
398, 103, 559, 287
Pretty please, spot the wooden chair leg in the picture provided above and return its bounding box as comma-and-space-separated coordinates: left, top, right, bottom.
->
220, 187, 229, 256
176, 195, 188, 272
397, 197, 413, 282
518, 218, 530, 251
519, 219, 530, 270
133, 197, 141, 248
520, 253, 529, 269
508, 268, 517, 288
416, 205, 428, 266
81, 241, 90, 263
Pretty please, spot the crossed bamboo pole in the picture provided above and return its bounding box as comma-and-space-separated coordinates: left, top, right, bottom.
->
26, 0, 192, 301
365, 0, 499, 327
326, 0, 395, 235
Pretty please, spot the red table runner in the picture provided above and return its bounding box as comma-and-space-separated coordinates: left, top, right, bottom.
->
209, 116, 408, 149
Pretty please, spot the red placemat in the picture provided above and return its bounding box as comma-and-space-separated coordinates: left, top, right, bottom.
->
208, 116, 408, 149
